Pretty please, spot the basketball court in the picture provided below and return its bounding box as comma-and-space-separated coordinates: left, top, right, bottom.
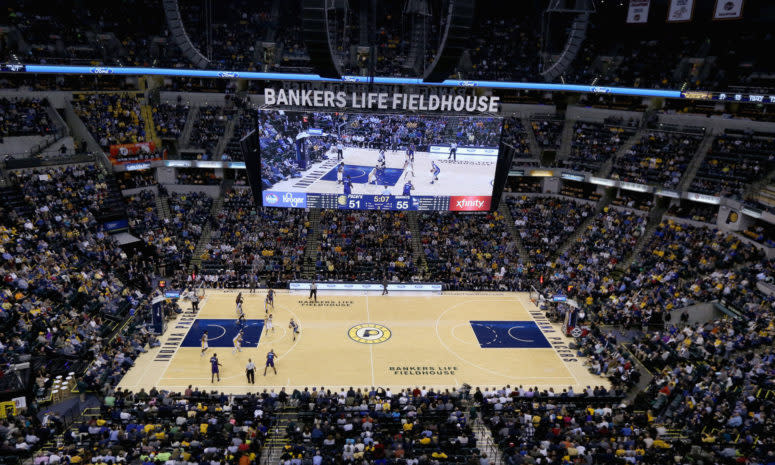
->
119, 290, 607, 394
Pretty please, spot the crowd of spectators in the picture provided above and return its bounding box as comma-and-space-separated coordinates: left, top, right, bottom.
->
152, 102, 190, 139
564, 119, 638, 173
188, 106, 229, 155
126, 190, 213, 271
508, 196, 594, 266
200, 189, 308, 288
530, 118, 564, 149
176, 168, 221, 185
26, 387, 273, 464
419, 211, 522, 290
72, 93, 146, 150
315, 210, 417, 282
611, 130, 703, 189
116, 170, 157, 191
0, 97, 54, 137
501, 117, 532, 161
691, 132, 775, 199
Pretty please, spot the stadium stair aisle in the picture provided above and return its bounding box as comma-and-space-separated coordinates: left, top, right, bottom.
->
471, 416, 504, 465
179, 106, 199, 148
189, 194, 224, 272
154, 191, 172, 219
676, 132, 714, 192
596, 125, 646, 178
497, 201, 529, 263
617, 204, 667, 271
556, 116, 577, 162
407, 211, 429, 274
302, 208, 323, 279
521, 116, 542, 158
140, 100, 161, 148
554, 193, 612, 258
214, 114, 237, 157
259, 407, 297, 464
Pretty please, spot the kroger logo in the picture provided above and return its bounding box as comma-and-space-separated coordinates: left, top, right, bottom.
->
264, 193, 279, 204
282, 192, 306, 208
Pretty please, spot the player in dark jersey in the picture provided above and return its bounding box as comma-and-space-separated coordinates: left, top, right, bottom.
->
264, 349, 277, 376
265, 289, 274, 313
406, 145, 415, 162
402, 180, 414, 196
210, 353, 222, 382
343, 176, 353, 195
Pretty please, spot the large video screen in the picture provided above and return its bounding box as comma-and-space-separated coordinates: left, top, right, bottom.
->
258, 110, 504, 211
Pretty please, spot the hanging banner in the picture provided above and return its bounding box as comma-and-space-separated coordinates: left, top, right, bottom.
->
667, 0, 694, 22
627, 0, 651, 23
713, 0, 743, 20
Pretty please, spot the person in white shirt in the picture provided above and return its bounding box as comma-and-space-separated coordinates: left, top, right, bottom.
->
246, 358, 256, 384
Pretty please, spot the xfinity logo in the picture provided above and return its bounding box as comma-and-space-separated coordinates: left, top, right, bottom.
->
456, 199, 485, 209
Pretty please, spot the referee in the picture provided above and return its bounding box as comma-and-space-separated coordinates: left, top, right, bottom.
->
246, 358, 256, 384
191, 288, 199, 313
309, 281, 317, 302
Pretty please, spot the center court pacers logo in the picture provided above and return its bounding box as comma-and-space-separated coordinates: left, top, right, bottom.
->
348, 323, 391, 344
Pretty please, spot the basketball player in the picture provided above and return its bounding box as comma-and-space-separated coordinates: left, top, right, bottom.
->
265, 289, 274, 314
289, 318, 300, 341
200, 330, 209, 357
402, 180, 414, 196
378, 147, 386, 165
236, 313, 246, 330
232, 330, 243, 353
210, 353, 222, 382
402, 154, 414, 179
406, 145, 415, 163
264, 349, 277, 376
336, 162, 345, 184
265, 313, 274, 333
343, 176, 353, 195
235, 292, 244, 316
368, 167, 378, 185
430, 161, 441, 184
448, 141, 457, 161
336, 141, 344, 160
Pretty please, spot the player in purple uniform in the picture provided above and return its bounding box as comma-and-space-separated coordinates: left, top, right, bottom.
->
264, 349, 277, 376
210, 353, 222, 382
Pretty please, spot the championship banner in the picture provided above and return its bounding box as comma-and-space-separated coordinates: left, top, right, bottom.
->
626, 0, 651, 23
667, 0, 694, 22
713, 0, 743, 20
109, 141, 157, 159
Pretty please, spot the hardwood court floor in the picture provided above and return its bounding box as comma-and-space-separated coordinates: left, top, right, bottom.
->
119, 291, 607, 394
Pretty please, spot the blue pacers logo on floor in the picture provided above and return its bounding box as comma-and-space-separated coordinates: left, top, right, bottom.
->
181, 319, 265, 348
470, 321, 551, 348
321, 165, 404, 186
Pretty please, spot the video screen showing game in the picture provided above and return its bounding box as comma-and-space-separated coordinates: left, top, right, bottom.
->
258, 110, 504, 211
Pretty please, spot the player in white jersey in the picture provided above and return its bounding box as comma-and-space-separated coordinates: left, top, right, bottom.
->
265, 313, 274, 333
336, 162, 344, 184
289, 318, 300, 341
402, 156, 414, 179
232, 330, 243, 353
200, 330, 209, 357
368, 167, 378, 184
